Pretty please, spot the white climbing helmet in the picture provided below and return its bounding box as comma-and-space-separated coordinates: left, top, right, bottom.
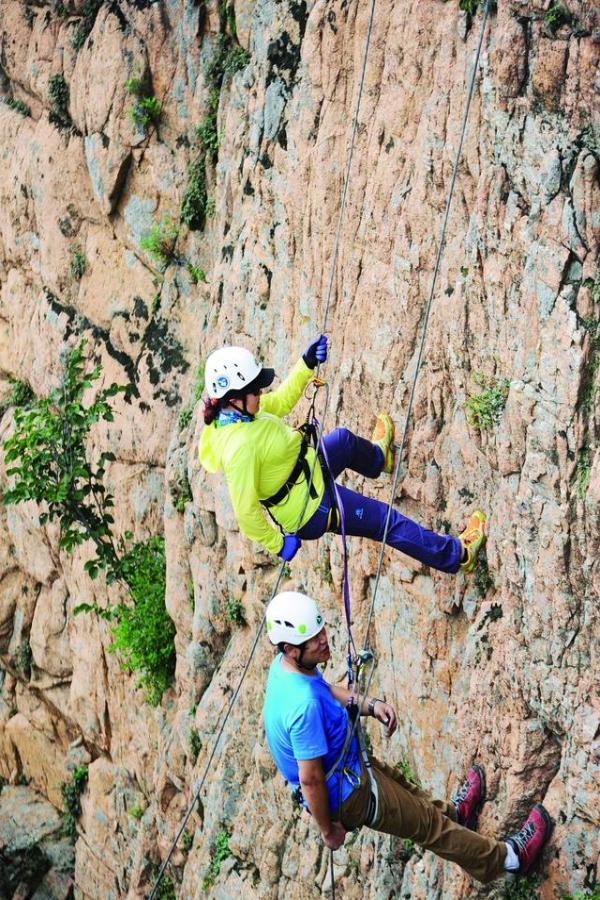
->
265, 591, 325, 646
205, 346, 275, 400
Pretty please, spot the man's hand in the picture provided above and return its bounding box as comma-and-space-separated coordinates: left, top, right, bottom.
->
373, 700, 397, 737
322, 821, 346, 850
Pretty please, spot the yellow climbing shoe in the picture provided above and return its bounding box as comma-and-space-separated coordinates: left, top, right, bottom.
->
371, 413, 396, 474
459, 510, 487, 574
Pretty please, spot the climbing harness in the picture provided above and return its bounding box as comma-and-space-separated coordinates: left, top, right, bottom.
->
260, 425, 320, 509
148, 0, 491, 894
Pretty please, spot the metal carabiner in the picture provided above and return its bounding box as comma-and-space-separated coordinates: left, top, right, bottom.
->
342, 766, 361, 789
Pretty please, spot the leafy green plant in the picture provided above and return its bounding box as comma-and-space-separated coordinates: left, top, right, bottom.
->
187, 264, 206, 285
473, 551, 494, 598
126, 76, 161, 131
182, 828, 194, 852
61, 765, 88, 841
152, 876, 176, 900
180, 33, 250, 233
48, 74, 72, 131
574, 448, 591, 499
0, 377, 34, 419
72, 0, 103, 50
579, 319, 600, 415
177, 364, 205, 431
172, 472, 192, 513
190, 726, 201, 763
395, 755, 421, 788
129, 802, 144, 820
108, 537, 176, 706
3, 340, 124, 581
544, 2, 573, 34
16, 639, 33, 677
69, 246, 88, 280
465, 372, 510, 431
5, 96, 31, 117
205, 197, 216, 218
201, 830, 232, 889
180, 157, 208, 231
503, 874, 542, 899
225, 597, 245, 626
562, 890, 600, 900
130, 96, 161, 130
564, 889, 600, 900
53, 0, 69, 20
2, 343, 176, 706
140, 218, 177, 269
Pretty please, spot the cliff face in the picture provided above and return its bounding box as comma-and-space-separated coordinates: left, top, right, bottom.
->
0, 0, 598, 897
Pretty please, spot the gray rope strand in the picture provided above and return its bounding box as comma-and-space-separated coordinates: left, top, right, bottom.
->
321, 0, 377, 335
361, 0, 491, 652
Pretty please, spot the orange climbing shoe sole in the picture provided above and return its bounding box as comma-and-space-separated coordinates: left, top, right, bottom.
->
459, 510, 487, 574
371, 413, 396, 474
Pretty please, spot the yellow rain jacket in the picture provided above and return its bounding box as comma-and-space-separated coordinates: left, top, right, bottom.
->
198, 357, 325, 555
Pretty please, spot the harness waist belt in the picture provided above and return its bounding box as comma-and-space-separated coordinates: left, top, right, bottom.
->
261, 441, 318, 509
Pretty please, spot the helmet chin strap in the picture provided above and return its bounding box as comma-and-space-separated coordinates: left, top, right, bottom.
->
229, 395, 253, 417
296, 643, 317, 671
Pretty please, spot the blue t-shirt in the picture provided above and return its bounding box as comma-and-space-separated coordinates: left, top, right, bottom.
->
262, 655, 360, 811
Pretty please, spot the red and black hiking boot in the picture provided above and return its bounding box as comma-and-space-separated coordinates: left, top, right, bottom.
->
452, 765, 486, 830
506, 804, 553, 874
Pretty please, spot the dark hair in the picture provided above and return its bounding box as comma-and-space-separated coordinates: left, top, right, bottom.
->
203, 397, 221, 425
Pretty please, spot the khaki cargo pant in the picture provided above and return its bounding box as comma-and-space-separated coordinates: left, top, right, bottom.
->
338, 756, 507, 884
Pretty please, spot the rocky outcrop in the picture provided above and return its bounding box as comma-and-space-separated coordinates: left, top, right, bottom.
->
0, 0, 598, 898
0, 784, 74, 899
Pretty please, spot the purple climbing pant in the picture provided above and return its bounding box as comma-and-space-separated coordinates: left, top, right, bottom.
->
297, 428, 462, 574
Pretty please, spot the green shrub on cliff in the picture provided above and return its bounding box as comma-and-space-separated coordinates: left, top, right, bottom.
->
180, 31, 250, 233
48, 74, 72, 131
126, 76, 161, 132
0, 377, 34, 419
140, 217, 178, 269
5, 96, 31, 117
72, 0, 103, 50
109, 537, 176, 706
202, 830, 232, 889
61, 765, 88, 841
465, 372, 510, 431
69, 245, 88, 280
544, 2, 573, 34
2, 342, 176, 705
3, 340, 125, 580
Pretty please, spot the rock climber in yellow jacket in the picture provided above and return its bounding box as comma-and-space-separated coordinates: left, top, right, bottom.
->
198, 336, 486, 571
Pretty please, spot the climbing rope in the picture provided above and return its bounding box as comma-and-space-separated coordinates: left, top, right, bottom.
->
148, 0, 490, 895
330, 0, 493, 825
321, 0, 377, 335
361, 0, 491, 652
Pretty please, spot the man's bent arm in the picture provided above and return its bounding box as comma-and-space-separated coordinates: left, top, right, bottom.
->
328, 683, 397, 737
298, 757, 346, 849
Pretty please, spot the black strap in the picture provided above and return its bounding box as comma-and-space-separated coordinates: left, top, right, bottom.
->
261, 425, 318, 509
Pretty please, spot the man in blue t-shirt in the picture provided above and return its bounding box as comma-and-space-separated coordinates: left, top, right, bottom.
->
262, 591, 553, 885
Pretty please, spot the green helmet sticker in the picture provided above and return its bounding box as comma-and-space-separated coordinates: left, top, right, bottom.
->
316, 614, 323, 625
266, 620, 272, 631
297, 623, 307, 634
